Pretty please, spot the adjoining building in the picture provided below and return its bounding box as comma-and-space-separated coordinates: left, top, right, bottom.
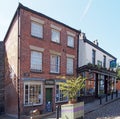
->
0, 42, 5, 114
4, 3, 80, 117
77, 33, 117, 97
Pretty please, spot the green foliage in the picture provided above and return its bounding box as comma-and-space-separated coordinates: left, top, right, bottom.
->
59, 76, 86, 100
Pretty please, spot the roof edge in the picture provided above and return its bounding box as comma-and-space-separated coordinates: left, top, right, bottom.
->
4, 3, 81, 42
84, 38, 117, 59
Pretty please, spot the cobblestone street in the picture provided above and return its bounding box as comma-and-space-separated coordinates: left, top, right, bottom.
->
85, 98, 120, 119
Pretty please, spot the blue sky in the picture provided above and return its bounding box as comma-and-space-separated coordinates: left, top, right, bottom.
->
0, 0, 120, 62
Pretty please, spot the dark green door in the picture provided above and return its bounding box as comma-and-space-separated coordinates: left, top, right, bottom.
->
46, 88, 52, 112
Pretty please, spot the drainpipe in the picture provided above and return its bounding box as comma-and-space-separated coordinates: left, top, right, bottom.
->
17, 4, 21, 119
76, 30, 81, 77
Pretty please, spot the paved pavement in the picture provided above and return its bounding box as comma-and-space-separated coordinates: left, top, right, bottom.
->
0, 93, 120, 119
43, 93, 120, 119
85, 98, 120, 119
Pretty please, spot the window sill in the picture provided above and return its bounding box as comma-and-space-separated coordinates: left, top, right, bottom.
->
31, 35, 43, 40
67, 45, 75, 49
51, 40, 61, 45
55, 100, 68, 104
30, 69, 43, 73
50, 72, 60, 75
66, 73, 74, 76
24, 103, 42, 107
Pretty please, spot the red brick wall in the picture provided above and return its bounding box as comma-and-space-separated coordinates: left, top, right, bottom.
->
19, 9, 78, 114
5, 7, 79, 115
116, 80, 120, 91
20, 9, 78, 78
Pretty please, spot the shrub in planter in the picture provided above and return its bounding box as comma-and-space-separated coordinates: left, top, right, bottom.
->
59, 76, 86, 102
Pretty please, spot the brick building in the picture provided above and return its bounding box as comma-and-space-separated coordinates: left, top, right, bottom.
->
4, 3, 80, 117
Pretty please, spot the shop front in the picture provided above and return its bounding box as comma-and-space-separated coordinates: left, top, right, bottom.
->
77, 65, 116, 98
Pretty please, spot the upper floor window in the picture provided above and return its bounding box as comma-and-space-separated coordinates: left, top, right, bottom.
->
31, 51, 42, 71
67, 57, 73, 74
67, 35, 74, 48
24, 82, 43, 105
103, 55, 106, 68
50, 55, 60, 73
97, 60, 102, 67
92, 49, 96, 65
51, 29, 60, 43
31, 21, 43, 38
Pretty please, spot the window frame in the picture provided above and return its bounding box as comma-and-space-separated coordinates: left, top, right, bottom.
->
24, 81, 43, 106
92, 49, 96, 65
31, 21, 43, 39
55, 83, 68, 103
51, 29, 60, 43
50, 55, 60, 74
97, 60, 102, 67
103, 55, 106, 68
66, 57, 74, 75
67, 35, 74, 48
30, 51, 42, 72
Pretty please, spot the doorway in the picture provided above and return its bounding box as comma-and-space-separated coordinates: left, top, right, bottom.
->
46, 88, 52, 112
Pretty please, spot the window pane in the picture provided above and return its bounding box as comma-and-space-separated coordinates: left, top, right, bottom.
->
92, 50, 96, 65
31, 51, 42, 71
31, 22, 43, 38
67, 36, 74, 47
25, 85, 28, 104
56, 84, 67, 102
50, 55, 60, 73
51, 29, 60, 43
67, 58, 73, 74
24, 84, 42, 105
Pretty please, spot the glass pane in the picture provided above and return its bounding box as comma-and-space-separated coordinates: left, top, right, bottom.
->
31, 51, 42, 70
31, 22, 43, 38
67, 36, 74, 47
67, 58, 73, 74
51, 29, 60, 43
25, 85, 28, 104
50, 55, 60, 73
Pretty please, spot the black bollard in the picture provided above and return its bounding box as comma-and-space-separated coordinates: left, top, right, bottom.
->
111, 92, 113, 100
100, 96, 102, 105
56, 105, 59, 119
116, 90, 118, 98
106, 94, 108, 102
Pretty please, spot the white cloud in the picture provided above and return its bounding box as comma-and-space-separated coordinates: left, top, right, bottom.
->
80, 0, 93, 22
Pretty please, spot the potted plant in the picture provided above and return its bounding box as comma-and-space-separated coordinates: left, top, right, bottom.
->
60, 76, 85, 103
59, 76, 86, 119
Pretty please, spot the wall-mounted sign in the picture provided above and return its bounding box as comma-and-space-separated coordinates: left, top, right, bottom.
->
110, 59, 116, 68
45, 79, 55, 85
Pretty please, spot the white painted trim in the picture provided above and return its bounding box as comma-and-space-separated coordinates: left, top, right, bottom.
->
31, 16, 45, 24
49, 50, 61, 56
30, 45, 44, 52
45, 85, 54, 88
66, 54, 75, 58
67, 31, 75, 37
50, 24, 62, 31
23, 81, 43, 106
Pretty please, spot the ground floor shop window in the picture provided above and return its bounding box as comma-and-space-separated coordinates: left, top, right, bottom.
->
98, 74, 104, 95
55, 84, 68, 103
86, 80, 95, 95
24, 82, 43, 106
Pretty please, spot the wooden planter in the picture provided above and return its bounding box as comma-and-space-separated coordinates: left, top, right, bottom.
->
61, 102, 84, 119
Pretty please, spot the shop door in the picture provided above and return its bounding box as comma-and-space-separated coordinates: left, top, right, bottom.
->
46, 88, 52, 112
